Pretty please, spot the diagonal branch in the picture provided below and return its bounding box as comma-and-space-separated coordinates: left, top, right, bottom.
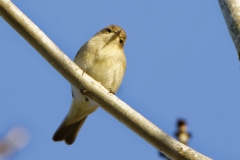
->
219, 0, 240, 60
0, 0, 211, 159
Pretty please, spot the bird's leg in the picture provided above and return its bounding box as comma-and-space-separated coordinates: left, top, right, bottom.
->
80, 88, 89, 101
108, 88, 115, 94
82, 69, 86, 76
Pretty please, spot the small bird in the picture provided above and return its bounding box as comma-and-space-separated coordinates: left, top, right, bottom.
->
52, 25, 127, 145
175, 119, 191, 145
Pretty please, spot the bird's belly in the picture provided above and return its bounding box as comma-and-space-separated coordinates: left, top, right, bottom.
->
88, 59, 122, 93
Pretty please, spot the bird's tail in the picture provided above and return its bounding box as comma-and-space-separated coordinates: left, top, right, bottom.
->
52, 116, 87, 145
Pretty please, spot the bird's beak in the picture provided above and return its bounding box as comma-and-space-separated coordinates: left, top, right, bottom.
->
115, 30, 121, 36
102, 30, 122, 49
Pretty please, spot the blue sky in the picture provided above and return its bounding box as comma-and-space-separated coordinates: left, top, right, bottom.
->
0, 1, 239, 159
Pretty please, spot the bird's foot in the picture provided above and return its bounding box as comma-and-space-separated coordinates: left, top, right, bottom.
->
82, 69, 86, 76
108, 88, 115, 94
80, 88, 89, 101
80, 88, 88, 94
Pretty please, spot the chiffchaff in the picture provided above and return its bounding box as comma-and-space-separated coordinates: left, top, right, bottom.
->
52, 25, 127, 145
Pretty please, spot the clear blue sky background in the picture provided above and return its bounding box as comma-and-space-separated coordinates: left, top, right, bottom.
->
0, 1, 239, 159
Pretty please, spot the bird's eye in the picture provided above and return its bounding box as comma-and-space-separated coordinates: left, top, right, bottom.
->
106, 28, 112, 33
119, 39, 124, 44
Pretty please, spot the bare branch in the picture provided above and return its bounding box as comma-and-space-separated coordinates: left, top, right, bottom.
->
219, 0, 240, 60
0, 0, 211, 159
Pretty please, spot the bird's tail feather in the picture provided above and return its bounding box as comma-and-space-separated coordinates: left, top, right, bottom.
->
52, 116, 88, 145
